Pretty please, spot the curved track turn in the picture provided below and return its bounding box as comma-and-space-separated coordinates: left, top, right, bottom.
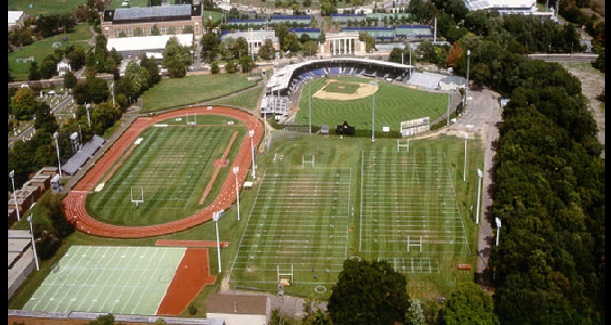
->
62, 106, 263, 238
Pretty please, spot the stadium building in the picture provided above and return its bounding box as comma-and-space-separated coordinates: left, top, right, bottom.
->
463, 0, 537, 14
101, 4, 204, 39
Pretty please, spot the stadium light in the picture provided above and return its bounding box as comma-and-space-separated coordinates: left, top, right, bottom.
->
111, 81, 115, 107
476, 168, 483, 224
464, 132, 468, 182
370, 81, 377, 142
446, 92, 450, 127
27, 214, 40, 271
213, 211, 222, 273
464, 50, 471, 106
9, 170, 20, 221
249, 129, 256, 179
309, 79, 312, 135
85, 103, 91, 128
495, 217, 502, 246
233, 167, 240, 221
54, 131, 62, 179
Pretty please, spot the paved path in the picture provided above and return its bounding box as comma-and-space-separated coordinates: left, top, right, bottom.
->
447, 89, 503, 287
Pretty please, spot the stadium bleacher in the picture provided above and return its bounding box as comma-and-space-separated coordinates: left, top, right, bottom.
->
329, 67, 341, 74
310, 68, 326, 77
62, 135, 105, 175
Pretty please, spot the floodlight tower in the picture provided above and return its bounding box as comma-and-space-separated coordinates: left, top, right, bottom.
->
476, 168, 483, 224
111, 81, 115, 107
53, 131, 62, 179
308, 79, 312, 135
495, 217, 502, 246
9, 170, 20, 221
370, 81, 377, 142
213, 211, 222, 273
464, 132, 468, 182
27, 214, 40, 271
233, 166, 240, 221
464, 50, 471, 107
85, 103, 91, 127
249, 129, 256, 179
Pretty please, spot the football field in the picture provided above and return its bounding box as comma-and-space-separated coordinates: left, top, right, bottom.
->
86, 115, 246, 226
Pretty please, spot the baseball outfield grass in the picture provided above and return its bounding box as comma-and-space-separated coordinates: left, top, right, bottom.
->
295, 76, 447, 132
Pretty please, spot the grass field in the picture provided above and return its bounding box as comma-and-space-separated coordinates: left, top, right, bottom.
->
210, 86, 264, 110
8, 0, 87, 15
295, 76, 447, 132
324, 82, 360, 94
139, 74, 259, 113
8, 23, 93, 81
23, 245, 186, 314
85, 114, 246, 226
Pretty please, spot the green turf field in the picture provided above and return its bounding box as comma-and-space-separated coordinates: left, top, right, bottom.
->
139, 74, 259, 113
295, 77, 446, 132
23, 245, 186, 314
210, 86, 264, 110
8, 23, 93, 81
229, 134, 481, 298
86, 115, 247, 226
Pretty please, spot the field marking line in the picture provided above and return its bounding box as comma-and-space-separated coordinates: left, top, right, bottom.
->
76, 247, 120, 313
133, 247, 175, 315
68, 246, 111, 313
359, 151, 364, 252
443, 152, 471, 252
51, 246, 95, 313
199, 130, 238, 204
98, 247, 142, 313
116, 246, 158, 314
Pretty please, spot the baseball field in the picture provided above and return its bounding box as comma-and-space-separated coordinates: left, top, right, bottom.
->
294, 76, 447, 132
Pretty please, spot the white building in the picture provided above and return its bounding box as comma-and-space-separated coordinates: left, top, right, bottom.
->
206, 294, 269, 325
8, 11, 28, 31
220, 30, 280, 55
56, 59, 71, 76
106, 33, 194, 59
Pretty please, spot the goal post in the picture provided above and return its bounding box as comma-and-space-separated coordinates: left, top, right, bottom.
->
131, 186, 144, 208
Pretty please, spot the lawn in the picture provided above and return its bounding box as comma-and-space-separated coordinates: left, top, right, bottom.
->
139, 74, 259, 112
295, 76, 447, 132
8, 23, 93, 81
86, 115, 247, 226
8, 0, 88, 15
210, 86, 264, 110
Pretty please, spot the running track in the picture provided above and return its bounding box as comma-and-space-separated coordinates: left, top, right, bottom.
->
62, 106, 263, 238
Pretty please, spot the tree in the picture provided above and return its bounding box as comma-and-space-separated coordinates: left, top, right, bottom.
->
87, 313, 126, 325
29, 61, 41, 80
163, 36, 189, 78
275, 23, 289, 49
239, 55, 255, 73
73, 77, 109, 104
63, 71, 77, 89
283, 33, 301, 53
225, 60, 237, 74
258, 38, 276, 61
66, 47, 86, 71
406, 298, 426, 325
328, 259, 410, 325
388, 48, 404, 64
442, 283, 499, 325
40, 58, 57, 79
303, 40, 318, 57
359, 32, 376, 52
234, 37, 249, 59
201, 33, 220, 62
210, 61, 220, 74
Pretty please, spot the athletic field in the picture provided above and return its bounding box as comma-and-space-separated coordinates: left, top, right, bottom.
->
23, 246, 185, 314
85, 114, 246, 226
230, 167, 352, 296
294, 76, 447, 132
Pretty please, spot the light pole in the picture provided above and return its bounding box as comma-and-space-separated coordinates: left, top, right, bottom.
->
54, 131, 62, 179
85, 103, 91, 128
9, 170, 20, 221
446, 92, 450, 126
233, 166, 240, 221
476, 168, 483, 224
464, 50, 471, 107
111, 81, 115, 107
27, 215, 40, 271
464, 132, 468, 182
370, 81, 377, 142
308, 79, 312, 135
213, 211, 222, 273
249, 129, 256, 179
495, 217, 502, 246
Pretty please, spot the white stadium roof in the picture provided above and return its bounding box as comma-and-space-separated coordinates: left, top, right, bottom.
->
267, 58, 412, 91
463, 0, 535, 11
106, 34, 193, 52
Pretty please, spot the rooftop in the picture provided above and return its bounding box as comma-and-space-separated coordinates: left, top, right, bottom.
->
206, 294, 268, 315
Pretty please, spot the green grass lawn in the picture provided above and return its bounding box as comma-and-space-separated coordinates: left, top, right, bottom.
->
295, 76, 447, 132
8, 23, 93, 81
9, 131, 484, 313
8, 0, 88, 15
86, 115, 247, 226
139, 74, 259, 113
210, 86, 264, 110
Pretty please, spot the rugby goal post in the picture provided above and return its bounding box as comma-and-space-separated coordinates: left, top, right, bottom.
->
277, 264, 294, 285
302, 155, 315, 168
186, 113, 197, 126
131, 186, 144, 208
407, 235, 423, 253
397, 139, 409, 152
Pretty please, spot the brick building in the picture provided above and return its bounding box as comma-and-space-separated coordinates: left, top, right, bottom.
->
101, 4, 204, 40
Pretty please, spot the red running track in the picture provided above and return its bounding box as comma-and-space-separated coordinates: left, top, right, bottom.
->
62, 106, 263, 238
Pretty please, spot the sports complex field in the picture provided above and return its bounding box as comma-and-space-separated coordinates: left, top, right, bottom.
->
22, 245, 215, 315
294, 77, 447, 132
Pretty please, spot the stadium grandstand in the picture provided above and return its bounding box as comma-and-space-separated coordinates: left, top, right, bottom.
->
262, 58, 412, 116
268, 15, 311, 26
61, 135, 105, 175
463, 0, 537, 14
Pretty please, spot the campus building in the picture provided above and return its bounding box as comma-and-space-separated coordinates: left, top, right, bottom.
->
101, 4, 203, 40
220, 30, 280, 55
8, 11, 28, 31
319, 32, 366, 56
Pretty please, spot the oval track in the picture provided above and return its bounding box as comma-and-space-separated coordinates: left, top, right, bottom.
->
62, 106, 263, 238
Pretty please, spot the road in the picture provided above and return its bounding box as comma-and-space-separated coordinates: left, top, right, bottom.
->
447, 89, 503, 287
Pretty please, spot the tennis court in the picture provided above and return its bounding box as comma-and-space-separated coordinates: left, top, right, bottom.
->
23, 246, 186, 315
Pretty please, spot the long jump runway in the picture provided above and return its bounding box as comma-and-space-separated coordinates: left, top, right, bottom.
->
62, 106, 263, 238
